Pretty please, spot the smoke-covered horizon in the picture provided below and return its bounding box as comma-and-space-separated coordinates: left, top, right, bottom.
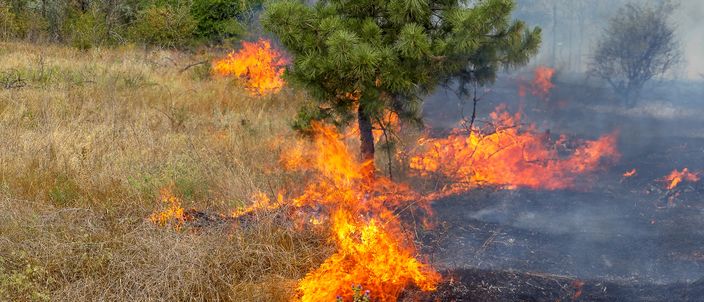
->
515, 0, 704, 80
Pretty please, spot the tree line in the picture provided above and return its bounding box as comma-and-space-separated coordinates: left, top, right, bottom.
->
0, 0, 263, 49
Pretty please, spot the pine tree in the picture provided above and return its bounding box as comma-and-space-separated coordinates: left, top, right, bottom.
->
262, 0, 541, 164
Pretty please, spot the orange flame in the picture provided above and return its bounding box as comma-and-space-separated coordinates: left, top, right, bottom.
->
345, 110, 400, 144
663, 168, 700, 190
149, 188, 189, 229
231, 191, 285, 218
284, 123, 439, 301
409, 106, 620, 194
623, 169, 637, 178
212, 39, 288, 95
531, 66, 555, 98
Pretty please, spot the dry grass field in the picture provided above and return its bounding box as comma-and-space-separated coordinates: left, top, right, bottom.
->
0, 42, 330, 301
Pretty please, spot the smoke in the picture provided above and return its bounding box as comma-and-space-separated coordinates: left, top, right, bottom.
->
674, 0, 704, 79
514, 0, 704, 80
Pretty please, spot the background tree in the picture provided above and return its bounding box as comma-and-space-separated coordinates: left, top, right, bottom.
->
190, 0, 263, 44
262, 0, 541, 164
589, 1, 682, 107
0, 0, 264, 48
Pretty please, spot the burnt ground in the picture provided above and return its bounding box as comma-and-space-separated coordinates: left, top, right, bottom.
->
410, 75, 704, 301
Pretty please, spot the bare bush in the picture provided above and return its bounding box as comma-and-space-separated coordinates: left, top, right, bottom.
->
589, 2, 682, 107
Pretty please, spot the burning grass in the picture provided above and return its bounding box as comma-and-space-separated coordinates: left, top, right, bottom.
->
0, 43, 641, 301
285, 123, 440, 301
409, 105, 620, 194
663, 168, 700, 190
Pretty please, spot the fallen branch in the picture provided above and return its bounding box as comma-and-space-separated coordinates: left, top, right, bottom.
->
180, 60, 209, 73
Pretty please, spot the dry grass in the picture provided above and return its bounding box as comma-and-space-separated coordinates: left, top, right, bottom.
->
0, 42, 329, 301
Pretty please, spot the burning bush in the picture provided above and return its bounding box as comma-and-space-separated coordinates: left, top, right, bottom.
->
212, 39, 288, 95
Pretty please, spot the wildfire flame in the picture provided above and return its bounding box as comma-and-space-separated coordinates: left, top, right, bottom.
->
410, 106, 620, 193
151, 57, 624, 300
231, 191, 285, 218
212, 39, 288, 95
663, 168, 700, 190
531, 66, 555, 98
344, 110, 401, 144
149, 188, 190, 229
285, 123, 439, 301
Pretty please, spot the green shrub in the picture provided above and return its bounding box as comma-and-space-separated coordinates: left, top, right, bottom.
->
129, 5, 196, 48
13, 10, 49, 42
66, 9, 108, 50
190, 0, 262, 44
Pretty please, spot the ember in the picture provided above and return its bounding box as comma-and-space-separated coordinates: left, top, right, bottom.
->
623, 169, 637, 177
212, 39, 288, 95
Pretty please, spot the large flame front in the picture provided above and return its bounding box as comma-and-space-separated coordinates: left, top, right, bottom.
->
149, 60, 623, 300
288, 123, 439, 301
410, 106, 620, 193
212, 39, 288, 95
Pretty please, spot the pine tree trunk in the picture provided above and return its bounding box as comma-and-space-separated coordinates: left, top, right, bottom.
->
357, 103, 375, 163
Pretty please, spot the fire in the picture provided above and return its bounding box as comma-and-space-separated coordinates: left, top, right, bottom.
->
297, 210, 438, 302
212, 39, 288, 95
663, 168, 700, 190
531, 66, 555, 98
410, 106, 620, 193
623, 169, 637, 177
149, 188, 190, 229
345, 110, 401, 143
285, 123, 439, 301
231, 191, 285, 218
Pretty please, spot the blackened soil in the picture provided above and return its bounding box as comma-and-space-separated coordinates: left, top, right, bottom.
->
401, 268, 704, 302
414, 76, 704, 301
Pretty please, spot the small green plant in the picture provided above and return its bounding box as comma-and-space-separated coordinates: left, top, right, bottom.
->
118, 70, 151, 89
0, 69, 26, 89
48, 174, 81, 206
0, 256, 51, 301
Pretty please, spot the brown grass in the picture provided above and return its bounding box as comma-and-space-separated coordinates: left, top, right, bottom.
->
0, 42, 329, 301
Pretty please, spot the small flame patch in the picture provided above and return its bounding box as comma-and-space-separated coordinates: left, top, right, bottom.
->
213, 39, 288, 95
